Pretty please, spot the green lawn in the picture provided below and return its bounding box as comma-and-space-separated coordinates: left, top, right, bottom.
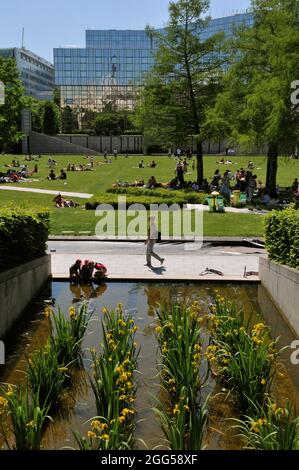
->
0, 191, 264, 237
1, 153, 294, 237
0, 154, 297, 194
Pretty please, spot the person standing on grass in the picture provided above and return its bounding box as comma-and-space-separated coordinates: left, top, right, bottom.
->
113, 148, 118, 160
145, 216, 164, 268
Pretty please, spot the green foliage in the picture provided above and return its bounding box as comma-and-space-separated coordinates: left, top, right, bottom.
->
137, 0, 224, 183
0, 57, 25, 152
74, 304, 139, 450
42, 100, 61, 135
107, 187, 207, 203
153, 302, 209, 450
26, 344, 69, 411
87, 190, 207, 210
48, 303, 94, 366
264, 206, 299, 269
206, 0, 299, 195
0, 385, 52, 450
92, 110, 136, 136
208, 298, 281, 415
0, 208, 50, 269
61, 106, 78, 134
233, 399, 299, 450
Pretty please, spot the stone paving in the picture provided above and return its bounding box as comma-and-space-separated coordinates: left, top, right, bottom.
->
0, 186, 92, 199
49, 241, 262, 282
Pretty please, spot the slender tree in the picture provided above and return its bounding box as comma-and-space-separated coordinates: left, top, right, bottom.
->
42, 101, 61, 135
0, 58, 25, 152
138, 0, 224, 184
205, 0, 299, 196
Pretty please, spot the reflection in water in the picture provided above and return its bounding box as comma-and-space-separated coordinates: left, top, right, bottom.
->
1, 282, 298, 450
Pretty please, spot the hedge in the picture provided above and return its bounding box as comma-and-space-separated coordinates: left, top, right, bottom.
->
264, 206, 299, 269
106, 187, 208, 204
86, 194, 191, 210
0, 208, 50, 270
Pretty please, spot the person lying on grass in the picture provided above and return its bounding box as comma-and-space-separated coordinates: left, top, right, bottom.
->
53, 193, 79, 208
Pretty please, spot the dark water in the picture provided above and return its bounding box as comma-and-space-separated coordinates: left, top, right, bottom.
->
1, 282, 298, 450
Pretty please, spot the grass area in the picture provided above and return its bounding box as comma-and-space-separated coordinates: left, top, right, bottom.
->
0, 154, 298, 194
1, 153, 294, 237
0, 191, 264, 237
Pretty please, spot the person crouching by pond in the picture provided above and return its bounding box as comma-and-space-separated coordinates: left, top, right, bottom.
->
69, 259, 82, 280
81, 260, 95, 283
93, 263, 108, 281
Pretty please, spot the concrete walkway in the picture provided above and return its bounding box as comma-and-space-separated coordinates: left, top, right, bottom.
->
49, 241, 261, 282
0, 186, 92, 199
186, 203, 267, 215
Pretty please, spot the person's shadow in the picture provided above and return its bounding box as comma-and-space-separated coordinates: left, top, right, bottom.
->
148, 266, 166, 275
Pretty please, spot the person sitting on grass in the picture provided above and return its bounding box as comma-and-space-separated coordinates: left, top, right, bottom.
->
146, 176, 157, 189
139, 160, 145, 168
48, 169, 57, 180
69, 259, 82, 280
148, 160, 157, 168
59, 169, 67, 180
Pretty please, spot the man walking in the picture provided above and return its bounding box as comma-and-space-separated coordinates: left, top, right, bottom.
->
145, 216, 165, 268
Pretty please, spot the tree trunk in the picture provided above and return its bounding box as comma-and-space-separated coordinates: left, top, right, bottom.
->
196, 140, 204, 186
266, 142, 278, 198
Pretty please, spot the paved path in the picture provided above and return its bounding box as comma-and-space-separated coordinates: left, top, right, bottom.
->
49, 241, 262, 282
0, 186, 92, 199
186, 203, 267, 215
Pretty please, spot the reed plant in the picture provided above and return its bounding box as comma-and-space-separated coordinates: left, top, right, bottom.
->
75, 304, 138, 450
208, 297, 281, 414
153, 390, 209, 450
0, 384, 52, 450
46, 302, 93, 366
232, 399, 299, 450
154, 302, 209, 450
26, 343, 69, 410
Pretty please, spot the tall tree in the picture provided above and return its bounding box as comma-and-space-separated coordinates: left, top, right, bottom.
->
0, 58, 25, 152
61, 106, 78, 134
205, 0, 299, 196
42, 101, 61, 135
137, 0, 224, 184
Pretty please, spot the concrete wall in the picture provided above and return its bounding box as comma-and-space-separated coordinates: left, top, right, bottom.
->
0, 255, 51, 339
25, 130, 270, 156
55, 134, 144, 154
259, 256, 299, 337
26, 131, 99, 155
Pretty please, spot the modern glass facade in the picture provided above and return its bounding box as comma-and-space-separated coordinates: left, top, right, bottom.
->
54, 13, 253, 114
0, 47, 55, 100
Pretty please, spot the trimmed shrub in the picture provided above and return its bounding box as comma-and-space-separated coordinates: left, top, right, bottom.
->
0, 208, 50, 269
107, 187, 207, 204
264, 206, 299, 269
86, 194, 190, 210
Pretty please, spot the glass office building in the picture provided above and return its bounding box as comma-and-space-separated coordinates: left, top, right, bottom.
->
54, 13, 253, 115
0, 47, 55, 100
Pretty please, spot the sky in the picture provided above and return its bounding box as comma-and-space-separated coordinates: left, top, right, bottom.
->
0, 0, 251, 63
